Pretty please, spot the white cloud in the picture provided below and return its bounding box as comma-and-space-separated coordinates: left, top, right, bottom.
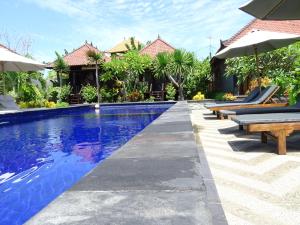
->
21, 0, 252, 60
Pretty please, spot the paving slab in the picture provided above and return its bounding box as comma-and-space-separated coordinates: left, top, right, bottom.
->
71, 157, 203, 191
114, 140, 199, 159
27, 102, 227, 225
27, 191, 210, 225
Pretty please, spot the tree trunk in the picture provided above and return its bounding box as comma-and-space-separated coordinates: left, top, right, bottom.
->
95, 62, 100, 105
167, 75, 179, 88
59, 71, 62, 102
178, 75, 184, 101
178, 84, 184, 101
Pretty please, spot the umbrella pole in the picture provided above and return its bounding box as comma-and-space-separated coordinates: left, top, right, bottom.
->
254, 46, 262, 92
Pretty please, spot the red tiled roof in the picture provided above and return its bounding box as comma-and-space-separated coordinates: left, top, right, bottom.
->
140, 37, 175, 58
48, 42, 110, 67
224, 19, 300, 46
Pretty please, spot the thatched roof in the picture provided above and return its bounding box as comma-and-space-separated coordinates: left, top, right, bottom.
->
108, 38, 142, 54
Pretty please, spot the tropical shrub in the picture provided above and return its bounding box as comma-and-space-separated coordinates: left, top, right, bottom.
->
19, 83, 43, 102
8, 90, 18, 99
192, 92, 205, 101
99, 87, 120, 102
185, 58, 212, 99
225, 42, 300, 97
145, 96, 155, 102
247, 77, 272, 93
47, 86, 60, 102
165, 84, 176, 100
59, 84, 72, 102
127, 91, 143, 102
213, 92, 226, 101
44, 101, 56, 108
19, 100, 45, 108
80, 85, 97, 103
102, 51, 151, 100
18, 100, 65, 109
56, 102, 69, 108
223, 93, 237, 101
213, 92, 236, 101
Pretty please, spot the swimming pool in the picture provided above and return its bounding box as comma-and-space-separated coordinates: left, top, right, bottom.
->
0, 103, 173, 224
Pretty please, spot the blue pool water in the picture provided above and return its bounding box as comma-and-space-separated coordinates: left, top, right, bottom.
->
0, 103, 173, 224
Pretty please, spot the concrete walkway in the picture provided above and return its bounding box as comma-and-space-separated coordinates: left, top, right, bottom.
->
27, 102, 227, 225
190, 103, 300, 225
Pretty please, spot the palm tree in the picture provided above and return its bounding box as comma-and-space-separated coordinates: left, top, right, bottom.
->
171, 49, 195, 100
53, 51, 69, 102
125, 37, 143, 51
153, 52, 178, 88
86, 50, 103, 107
153, 50, 195, 100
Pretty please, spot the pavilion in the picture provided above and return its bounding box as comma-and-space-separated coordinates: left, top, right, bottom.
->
48, 41, 110, 103
139, 36, 175, 100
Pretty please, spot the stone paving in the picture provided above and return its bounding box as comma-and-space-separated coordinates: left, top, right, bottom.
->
27, 102, 227, 225
190, 103, 300, 225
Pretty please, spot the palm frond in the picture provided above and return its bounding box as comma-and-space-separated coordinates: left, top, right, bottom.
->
86, 50, 103, 62
54, 51, 69, 73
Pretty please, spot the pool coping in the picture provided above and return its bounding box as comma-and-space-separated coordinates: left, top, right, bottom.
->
0, 101, 175, 116
26, 101, 227, 225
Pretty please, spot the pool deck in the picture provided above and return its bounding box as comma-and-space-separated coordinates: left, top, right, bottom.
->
27, 102, 227, 225
190, 103, 300, 225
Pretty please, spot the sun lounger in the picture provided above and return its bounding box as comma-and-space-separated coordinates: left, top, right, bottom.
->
204, 87, 261, 108
232, 113, 300, 155
219, 100, 298, 119
0, 95, 19, 110
205, 85, 287, 118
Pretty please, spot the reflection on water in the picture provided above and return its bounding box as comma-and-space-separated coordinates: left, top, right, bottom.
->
0, 104, 173, 224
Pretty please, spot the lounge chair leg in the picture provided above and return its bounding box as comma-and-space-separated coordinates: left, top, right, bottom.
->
239, 125, 244, 131
261, 132, 268, 144
277, 130, 287, 155
220, 114, 224, 120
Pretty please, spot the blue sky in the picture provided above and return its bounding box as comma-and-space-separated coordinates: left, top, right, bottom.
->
0, 0, 253, 62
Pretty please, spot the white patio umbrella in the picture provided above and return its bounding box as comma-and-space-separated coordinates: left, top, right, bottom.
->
0, 47, 45, 72
240, 0, 300, 20
215, 29, 300, 88
0, 47, 45, 94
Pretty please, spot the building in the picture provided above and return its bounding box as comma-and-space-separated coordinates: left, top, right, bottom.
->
212, 19, 300, 94
48, 36, 176, 102
48, 42, 110, 101
139, 36, 175, 100
108, 37, 142, 55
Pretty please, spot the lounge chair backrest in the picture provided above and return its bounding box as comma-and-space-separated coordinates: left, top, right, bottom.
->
0, 95, 19, 110
242, 87, 261, 103
251, 85, 278, 104
293, 99, 300, 107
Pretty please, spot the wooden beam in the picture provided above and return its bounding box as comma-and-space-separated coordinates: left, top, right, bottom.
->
209, 102, 287, 112
248, 123, 300, 132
